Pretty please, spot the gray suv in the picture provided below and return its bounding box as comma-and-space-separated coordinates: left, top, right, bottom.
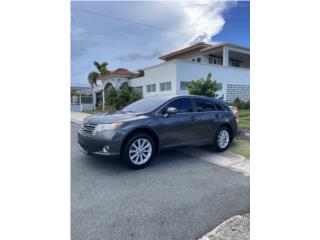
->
78, 95, 237, 168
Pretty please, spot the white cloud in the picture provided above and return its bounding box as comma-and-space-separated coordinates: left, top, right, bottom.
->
71, 1, 237, 85
114, 50, 162, 62
165, 1, 236, 46
184, 1, 231, 44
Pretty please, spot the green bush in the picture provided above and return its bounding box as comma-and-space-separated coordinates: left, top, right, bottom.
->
238, 101, 250, 110
105, 86, 142, 110
186, 72, 222, 97
229, 97, 250, 110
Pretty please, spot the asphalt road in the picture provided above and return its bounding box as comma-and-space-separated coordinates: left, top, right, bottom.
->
71, 123, 249, 240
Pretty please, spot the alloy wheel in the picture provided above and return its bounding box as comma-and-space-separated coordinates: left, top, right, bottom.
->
129, 138, 152, 165
217, 129, 230, 149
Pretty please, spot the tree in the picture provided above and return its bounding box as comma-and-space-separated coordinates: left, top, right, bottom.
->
105, 86, 118, 107
186, 72, 222, 97
234, 97, 241, 107
105, 86, 142, 110
116, 86, 142, 110
88, 61, 109, 110
137, 69, 144, 77
87, 72, 99, 88
93, 61, 109, 75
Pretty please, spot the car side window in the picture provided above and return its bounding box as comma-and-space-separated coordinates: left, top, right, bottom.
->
214, 103, 224, 111
195, 99, 218, 112
162, 98, 193, 113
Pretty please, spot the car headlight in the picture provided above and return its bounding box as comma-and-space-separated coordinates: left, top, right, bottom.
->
94, 123, 122, 134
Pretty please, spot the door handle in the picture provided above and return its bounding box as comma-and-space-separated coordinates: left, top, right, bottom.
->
190, 116, 196, 122
215, 114, 220, 118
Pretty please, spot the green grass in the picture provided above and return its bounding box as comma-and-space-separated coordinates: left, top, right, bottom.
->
239, 117, 250, 128
238, 109, 250, 128
238, 109, 250, 118
229, 139, 250, 159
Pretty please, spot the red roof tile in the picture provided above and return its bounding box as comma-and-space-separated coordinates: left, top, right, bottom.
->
159, 42, 212, 61
98, 68, 136, 79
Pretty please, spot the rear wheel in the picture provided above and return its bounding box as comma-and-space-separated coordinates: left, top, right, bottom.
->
213, 127, 231, 152
122, 133, 155, 169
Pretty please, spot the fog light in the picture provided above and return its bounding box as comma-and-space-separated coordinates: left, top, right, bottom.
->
102, 146, 109, 153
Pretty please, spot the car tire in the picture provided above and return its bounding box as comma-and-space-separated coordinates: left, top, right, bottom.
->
122, 133, 155, 169
213, 127, 231, 152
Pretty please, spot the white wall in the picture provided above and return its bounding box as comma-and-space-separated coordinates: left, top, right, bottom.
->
129, 61, 177, 97
128, 59, 250, 101
175, 60, 250, 98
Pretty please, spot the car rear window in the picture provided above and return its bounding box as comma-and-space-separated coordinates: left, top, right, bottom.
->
194, 98, 225, 112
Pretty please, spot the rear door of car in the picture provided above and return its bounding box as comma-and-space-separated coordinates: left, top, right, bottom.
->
192, 98, 225, 141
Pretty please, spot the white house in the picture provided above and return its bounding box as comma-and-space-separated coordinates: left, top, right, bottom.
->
93, 68, 139, 109
92, 42, 250, 109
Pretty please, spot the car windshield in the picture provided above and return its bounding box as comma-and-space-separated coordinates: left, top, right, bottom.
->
121, 96, 171, 113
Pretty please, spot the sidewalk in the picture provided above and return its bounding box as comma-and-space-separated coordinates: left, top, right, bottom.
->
179, 147, 250, 176
199, 213, 250, 240
71, 112, 91, 124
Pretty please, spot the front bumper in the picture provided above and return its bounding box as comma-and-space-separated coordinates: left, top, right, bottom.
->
78, 129, 124, 156
78, 144, 118, 156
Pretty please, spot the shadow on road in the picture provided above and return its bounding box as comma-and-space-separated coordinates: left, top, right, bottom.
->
78, 148, 196, 174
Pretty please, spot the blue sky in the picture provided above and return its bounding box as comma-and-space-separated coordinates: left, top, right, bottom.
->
71, 1, 250, 86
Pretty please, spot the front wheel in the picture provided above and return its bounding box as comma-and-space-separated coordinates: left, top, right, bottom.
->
213, 127, 231, 152
122, 133, 155, 169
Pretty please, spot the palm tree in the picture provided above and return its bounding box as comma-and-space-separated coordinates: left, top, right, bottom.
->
87, 61, 110, 110
88, 71, 99, 109
88, 71, 99, 88
93, 61, 109, 75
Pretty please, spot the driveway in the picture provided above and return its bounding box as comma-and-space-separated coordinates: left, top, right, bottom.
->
71, 123, 249, 240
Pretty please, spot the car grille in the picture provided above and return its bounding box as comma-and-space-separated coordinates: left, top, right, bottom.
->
79, 123, 97, 136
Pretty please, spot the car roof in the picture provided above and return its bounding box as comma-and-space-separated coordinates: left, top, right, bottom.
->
144, 94, 227, 105
145, 94, 218, 99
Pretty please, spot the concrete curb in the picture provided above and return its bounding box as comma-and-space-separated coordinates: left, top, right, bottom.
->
71, 119, 83, 124
179, 148, 250, 176
71, 112, 91, 124
199, 213, 250, 240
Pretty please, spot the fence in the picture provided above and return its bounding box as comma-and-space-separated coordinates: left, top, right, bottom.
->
71, 94, 94, 112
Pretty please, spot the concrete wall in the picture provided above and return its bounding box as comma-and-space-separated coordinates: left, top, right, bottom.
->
71, 104, 94, 112
175, 60, 250, 98
128, 59, 250, 101
129, 61, 177, 97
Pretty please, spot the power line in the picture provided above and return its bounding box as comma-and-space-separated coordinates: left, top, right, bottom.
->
71, 7, 190, 39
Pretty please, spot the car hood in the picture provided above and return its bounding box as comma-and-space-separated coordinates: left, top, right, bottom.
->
83, 112, 147, 124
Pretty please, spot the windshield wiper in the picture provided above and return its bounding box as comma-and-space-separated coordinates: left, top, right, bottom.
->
118, 110, 136, 114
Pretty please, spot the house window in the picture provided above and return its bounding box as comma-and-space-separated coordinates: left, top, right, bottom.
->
134, 86, 143, 95
180, 81, 189, 90
209, 56, 222, 65
230, 60, 241, 67
190, 57, 201, 63
146, 84, 156, 93
160, 82, 172, 91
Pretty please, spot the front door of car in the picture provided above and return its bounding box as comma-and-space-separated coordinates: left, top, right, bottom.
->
156, 97, 200, 148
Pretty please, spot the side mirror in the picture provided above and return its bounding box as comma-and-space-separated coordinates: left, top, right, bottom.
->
164, 107, 177, 117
